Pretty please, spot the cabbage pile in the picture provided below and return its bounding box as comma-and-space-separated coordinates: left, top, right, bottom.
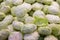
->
0, 0, 60, 40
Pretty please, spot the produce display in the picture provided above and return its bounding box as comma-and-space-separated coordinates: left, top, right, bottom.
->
0, 0, 60, 40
